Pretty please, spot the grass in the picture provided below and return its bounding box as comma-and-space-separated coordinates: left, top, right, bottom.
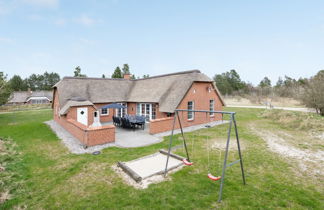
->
0, 104, 51, 113
0, 108, 323, 209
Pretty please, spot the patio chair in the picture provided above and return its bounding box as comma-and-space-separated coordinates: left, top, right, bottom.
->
112, 116, 117, 126
135, 115, 145, 130
119, 117, 125, 128
118, 117, 122, 127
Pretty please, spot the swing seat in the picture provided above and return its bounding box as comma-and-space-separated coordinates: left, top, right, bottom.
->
182, 158, 193, 166
207, 173, 221, 181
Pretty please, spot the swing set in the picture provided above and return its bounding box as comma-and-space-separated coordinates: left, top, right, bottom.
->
164, 109, 246, 202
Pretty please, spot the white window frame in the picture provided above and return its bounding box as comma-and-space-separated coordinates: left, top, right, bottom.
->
101, 108, 109, 116
136, 103, 156, 122
209, 99, 215, 116
115, 103, 127, 117
187, 101, 194, 120
136, 103, 141, 115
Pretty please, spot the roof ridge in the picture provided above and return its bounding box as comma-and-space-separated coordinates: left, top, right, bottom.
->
61, 70, 201, 81
12, 90, 52, 93
61, 77, 129, 81
133, 69, 201, 81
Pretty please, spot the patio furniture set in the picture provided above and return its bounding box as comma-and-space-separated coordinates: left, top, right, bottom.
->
112, 115, 146, 130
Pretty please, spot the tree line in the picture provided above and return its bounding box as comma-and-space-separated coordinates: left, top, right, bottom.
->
8, 72, 61, 91
1, 66, 322, 115
0, 64, 149, 105
213, 69, 324, 115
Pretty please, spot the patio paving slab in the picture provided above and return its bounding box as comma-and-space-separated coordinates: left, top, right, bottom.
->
114, 126, 163, 148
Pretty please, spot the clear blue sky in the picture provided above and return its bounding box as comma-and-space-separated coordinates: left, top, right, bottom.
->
0, 0, 323, 85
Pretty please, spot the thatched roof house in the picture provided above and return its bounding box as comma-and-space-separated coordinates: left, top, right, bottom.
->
52, 70, 225, 146
8, 90, 53, 104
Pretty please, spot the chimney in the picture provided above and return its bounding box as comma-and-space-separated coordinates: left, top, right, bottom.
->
123, 74, 131, 80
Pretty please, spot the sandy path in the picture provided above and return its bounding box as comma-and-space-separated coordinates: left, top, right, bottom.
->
249, 124, 324, 176
227, 105, 316, 113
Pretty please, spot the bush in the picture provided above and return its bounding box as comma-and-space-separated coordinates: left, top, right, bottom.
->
260, 109, 324, 132
300, 70, 324, 116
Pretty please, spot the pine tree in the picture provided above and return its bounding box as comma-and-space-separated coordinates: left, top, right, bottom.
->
74, 66, 86, 77
122, 64, 130, 75
112, 67, 123, 78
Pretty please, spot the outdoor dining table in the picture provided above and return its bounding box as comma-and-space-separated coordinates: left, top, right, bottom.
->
125, 115, 146, 129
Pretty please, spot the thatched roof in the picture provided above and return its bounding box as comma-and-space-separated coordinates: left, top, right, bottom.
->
54, 70, 224, 113
8, 91, 53, 103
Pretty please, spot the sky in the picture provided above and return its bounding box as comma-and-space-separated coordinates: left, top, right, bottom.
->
0, 0, 323, 85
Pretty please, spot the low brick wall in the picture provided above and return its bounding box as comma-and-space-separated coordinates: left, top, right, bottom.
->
56, 117, 115, 146
86, 125, 115, 146
149, 117, 179, 134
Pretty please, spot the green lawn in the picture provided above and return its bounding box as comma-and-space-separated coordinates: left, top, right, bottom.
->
0, 108, 323, 209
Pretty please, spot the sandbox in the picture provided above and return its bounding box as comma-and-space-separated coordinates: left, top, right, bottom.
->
117, 149, 185, 183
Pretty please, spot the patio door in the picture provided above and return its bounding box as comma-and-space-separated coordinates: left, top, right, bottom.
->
136, 103, 156, 122
115, 103, 127, 117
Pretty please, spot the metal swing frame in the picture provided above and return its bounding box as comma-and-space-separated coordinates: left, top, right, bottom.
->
163, 109, 246, 202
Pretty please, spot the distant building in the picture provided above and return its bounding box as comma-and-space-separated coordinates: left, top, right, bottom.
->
7, 90, 53, 105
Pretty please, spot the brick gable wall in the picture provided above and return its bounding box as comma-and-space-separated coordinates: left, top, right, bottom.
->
149, 82, 223, 134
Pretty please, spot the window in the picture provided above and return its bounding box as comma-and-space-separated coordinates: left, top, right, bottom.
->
210, 99, 215, 116
101, 108, 109, 115
167, 113, 172, 117
187, 101, 194, 120
136, 103, 141, 115
152, 104, 156, 120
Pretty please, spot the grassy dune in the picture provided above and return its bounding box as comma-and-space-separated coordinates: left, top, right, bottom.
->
0, 108, 323, 209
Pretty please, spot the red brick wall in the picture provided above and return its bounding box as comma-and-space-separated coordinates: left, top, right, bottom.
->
95, 103, 114, 123
87, 125, 115, 146
149, 82, 223, 134
65, 118, 115, 146
149, 117, 176, 134
127, 102, 136, 115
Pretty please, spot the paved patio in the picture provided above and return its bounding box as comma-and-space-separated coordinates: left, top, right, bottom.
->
114, 125, 163, 148
45, 120, 229, 154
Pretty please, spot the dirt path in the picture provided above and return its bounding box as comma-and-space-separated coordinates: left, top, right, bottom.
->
227, 105, 316, 113
249, 124, 324, 176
